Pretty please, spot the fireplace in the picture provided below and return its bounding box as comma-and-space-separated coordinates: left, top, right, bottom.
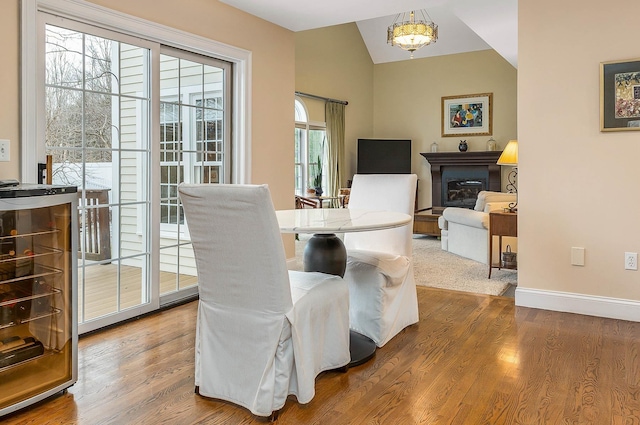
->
443, 167, 488, 209
420, 151, 502, 214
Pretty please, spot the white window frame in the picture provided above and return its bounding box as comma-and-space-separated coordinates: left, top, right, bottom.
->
157, 48, 230, 237
294, 98, 326, 195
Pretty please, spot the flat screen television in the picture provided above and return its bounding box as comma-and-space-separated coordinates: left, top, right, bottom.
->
357, 139, 411, 174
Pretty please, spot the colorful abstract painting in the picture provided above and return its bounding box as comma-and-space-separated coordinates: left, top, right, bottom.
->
442, 93, 492, 137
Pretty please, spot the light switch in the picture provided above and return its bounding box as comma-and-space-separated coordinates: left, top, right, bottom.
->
571, 247, 585, 266
0, 140, 9, 162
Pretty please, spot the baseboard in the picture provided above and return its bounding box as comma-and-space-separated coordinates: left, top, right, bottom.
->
286, 257, 297, 270
515, 287, 640, 322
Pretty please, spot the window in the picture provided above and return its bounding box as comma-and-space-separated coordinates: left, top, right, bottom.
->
159, 51, 231, 228
160, 102, 183, 225
43, 21, 155, 329
156, 51, 231, 299
294, 98, 326, 195
194, 97, 224, 184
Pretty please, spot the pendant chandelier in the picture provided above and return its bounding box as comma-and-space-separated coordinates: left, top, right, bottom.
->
387, 10, 438, 59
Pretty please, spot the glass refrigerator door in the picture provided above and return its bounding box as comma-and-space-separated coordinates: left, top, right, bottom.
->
0, 194, 77, 415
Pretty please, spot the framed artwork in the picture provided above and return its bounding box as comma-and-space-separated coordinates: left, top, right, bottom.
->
441, 93, 493, 137
600, 58, 640, 131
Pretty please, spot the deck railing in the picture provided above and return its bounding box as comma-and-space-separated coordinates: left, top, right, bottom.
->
79, 189, 111, 261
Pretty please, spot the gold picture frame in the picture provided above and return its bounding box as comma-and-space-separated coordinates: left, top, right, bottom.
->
600, 58, 640, 132
441, 93, 493, 137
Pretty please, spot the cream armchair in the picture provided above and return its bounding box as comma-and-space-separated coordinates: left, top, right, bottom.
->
438, 191, 517, 264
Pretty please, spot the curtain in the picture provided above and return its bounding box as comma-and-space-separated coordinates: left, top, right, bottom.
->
325, 102, 345, 202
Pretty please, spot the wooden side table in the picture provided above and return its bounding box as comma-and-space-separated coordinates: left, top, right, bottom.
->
413, 211, 441, 237
488, 211, 517, 278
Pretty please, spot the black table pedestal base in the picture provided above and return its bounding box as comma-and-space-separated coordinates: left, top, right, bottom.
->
302, 233, 377, 366
303, 234, 347, 277
348, 330, 376, 367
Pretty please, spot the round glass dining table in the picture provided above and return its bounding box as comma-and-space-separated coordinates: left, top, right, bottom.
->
276, 207, 412, 366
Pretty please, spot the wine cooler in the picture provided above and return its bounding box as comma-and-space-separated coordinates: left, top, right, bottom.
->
0, 185, 78, 416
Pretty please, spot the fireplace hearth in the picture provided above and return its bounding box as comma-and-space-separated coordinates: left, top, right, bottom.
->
421, 151, 502, 214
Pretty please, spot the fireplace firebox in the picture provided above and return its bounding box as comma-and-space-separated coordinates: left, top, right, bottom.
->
420, 151, 502, 214
443, 167, 488, 208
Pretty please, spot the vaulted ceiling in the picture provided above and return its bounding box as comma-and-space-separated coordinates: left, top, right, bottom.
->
219, 0, 517, 67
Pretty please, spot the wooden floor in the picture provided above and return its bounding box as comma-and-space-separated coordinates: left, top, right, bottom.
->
4, 286, 640, 424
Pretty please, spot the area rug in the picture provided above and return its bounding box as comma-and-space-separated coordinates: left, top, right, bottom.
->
294, 234, 516, 296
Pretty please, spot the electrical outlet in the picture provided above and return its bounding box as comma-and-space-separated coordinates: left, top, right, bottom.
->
0, 140, 9, 162
625, 252, 638, 271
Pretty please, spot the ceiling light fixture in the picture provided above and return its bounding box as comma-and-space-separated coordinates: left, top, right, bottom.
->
387, 10, 438, 59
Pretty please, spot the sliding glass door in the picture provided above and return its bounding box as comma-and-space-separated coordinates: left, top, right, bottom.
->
44, 19, 155, 331
27, 4, 242, 334
157, 49, 231, 302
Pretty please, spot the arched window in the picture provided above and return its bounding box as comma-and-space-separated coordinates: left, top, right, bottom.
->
294, 98, 308, 122
294, 98, 326, 195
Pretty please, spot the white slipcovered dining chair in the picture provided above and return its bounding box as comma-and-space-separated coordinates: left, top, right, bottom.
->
178, 183, 350, 419
343, 174, 419, 347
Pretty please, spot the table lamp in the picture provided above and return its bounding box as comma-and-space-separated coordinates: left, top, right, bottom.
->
497, 139, 518, 211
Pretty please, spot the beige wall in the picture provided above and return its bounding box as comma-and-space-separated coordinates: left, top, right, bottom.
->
295, 23, 374, 184
519, 0, 640, 301
295, 28, 518, 252
0, 1, 20, 179
373, 50, 517, 209
295, 26, 517, 208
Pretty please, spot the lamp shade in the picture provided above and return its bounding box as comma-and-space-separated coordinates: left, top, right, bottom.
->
497, 140, 518, 166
